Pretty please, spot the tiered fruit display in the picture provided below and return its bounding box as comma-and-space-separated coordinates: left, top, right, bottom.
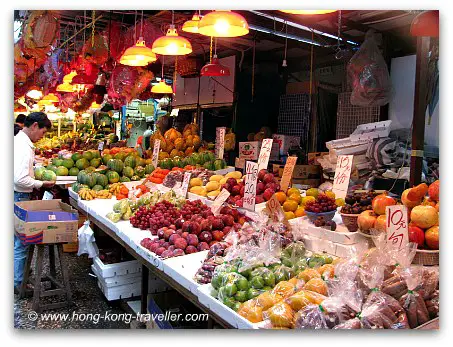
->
157, 151, 227, 172
356, 192, 397, 233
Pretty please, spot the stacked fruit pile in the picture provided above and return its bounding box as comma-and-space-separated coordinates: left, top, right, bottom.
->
158, 150, 227, 172
189, 171, 241, 198
341, 191, 378, 214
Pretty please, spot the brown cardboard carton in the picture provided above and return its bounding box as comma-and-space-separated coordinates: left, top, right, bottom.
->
292, 165, 321, 179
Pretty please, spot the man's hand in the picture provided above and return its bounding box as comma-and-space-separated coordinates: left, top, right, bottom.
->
42, 181, 55, 188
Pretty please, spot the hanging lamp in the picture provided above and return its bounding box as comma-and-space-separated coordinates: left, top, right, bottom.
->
152, 11, 192, 55
56, 82, 75, 92
40, 93, 59, 105
151, 57, 173, 94
63, 70, 78, 83
279, 10, 337, 15
201, 38, 230, 76
198, 10, 249, 37
71, 72, 96, 92
182, 12, 201, 33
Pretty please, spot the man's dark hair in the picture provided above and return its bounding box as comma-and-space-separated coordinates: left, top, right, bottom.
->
15, 114, 26, 124
24, 112, 52, 129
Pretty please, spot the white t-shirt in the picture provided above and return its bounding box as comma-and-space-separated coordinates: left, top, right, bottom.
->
14, 130, 43, 192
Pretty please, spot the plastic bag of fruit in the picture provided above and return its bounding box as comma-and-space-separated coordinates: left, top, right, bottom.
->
263, 301, 296, 328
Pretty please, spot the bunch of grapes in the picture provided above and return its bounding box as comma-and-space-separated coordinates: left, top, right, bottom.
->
130, 201, 181, 234
341, 191, 377, 214
179, 199, 212, 220
305, 193, 337, 213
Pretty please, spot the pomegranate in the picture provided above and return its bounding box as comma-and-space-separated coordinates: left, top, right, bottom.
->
357, 210, 377, 231
374, 215, 387, 233
401, 189, 422, 209
410, 205, 438, 229
408, 224, 425, 248
425, 226, 439, 250
407, 183, 429, 201
428, 180, 439, 202
372, 194, 397, 215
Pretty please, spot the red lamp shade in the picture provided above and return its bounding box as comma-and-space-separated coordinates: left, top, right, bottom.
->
200, 56, 230, 77
410, 10, 439, 37
71, 73, 96, 85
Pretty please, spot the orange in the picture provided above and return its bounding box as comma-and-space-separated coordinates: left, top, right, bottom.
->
275, 191, 287, 204
288, 193, 302, 204
283, 200, 298, 212
301, 196, 315, 206
284, 211, 295, 220
287, 187, 300, 196
325, 190, 335, 199
295, 207, 306, 218
335, 198, 345, 207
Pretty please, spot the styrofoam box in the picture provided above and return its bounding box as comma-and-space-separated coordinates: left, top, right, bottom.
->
162, 251, 208, 294
97, 280, 141, 301
92, 264, 141, 287
68, 187, 78, 200
56, 176, 77, 182
213, 166, 235, 176
302, 235, 370, 257
92, 256, 142, 278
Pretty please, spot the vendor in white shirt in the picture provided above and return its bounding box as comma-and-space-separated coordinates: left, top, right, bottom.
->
14, 112, 54, 293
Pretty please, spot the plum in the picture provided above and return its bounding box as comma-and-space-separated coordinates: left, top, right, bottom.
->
220, 206, 233, 215
233, 223, 242, 231
169, 234, 180, 245
168, 245, 176, 252
149, 243, 159, 253
162, 242, 170, 249
161, 250, 173, 258
211, 219, 224, 230
182, 221, 191, 233
199, 231, 213, 243
185, 245, 197, 254
164, 228, 176, 241
200, 219, 212, 231
181, 232, 189, 239
212, 230, 225, 241
157, 228, 165, 239
231, 185, 241, 196
175, 218, 184, 229
263, 188, 275, 201
158, 239, 166, 245
190, 221, 202, 235
169, 224, 176, 230
221, 214, 235, 227
174, 238, 188, 250
155, 247, 166, 256
263, 173, 275, 184
198, 242, 210, 251
173, 249, 185, 257
201, 210, 213, 219
186, 234, 199, 247
255, 195, 265, 204
256, 182, 265, 195
226, 178, 237, 187
223, 226, 232, 235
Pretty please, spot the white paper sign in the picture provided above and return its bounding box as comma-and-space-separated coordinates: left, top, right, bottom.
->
386, 205, 409, 250
244, 161, 259, 211
152, 139, 160, 168
257, 138, 273, 172
215, 127, 226, 159
211, 188, 231, 215
98, 142, 104, 151
43, 191, 54, 200
332, 155, 354, 199
180, 172, 192, 198
280, 156, 298, 193
266, 194, 285, 223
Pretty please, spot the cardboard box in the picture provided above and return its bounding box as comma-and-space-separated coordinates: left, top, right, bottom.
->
272, 134, 300, 156
63, 242, 79, 253
239, 141, 259, 160
291, 178, 321, 189
14, 200, 79, 244
308, 152, 329, 165
272, 164, 284, 177
293, 165, 321, 179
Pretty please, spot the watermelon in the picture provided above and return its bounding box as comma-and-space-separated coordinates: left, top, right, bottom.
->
107, 159, 124, 173
56, 166, 69, 176
76, 158, 89, 170
114, 152, 126, 161
85, 173, 97, 188
71, 182, 88, 193
34, 167, 46, 180
62, 158, 74, 169
214, 159, 226, 171
91, 150, 101, 159
131, 175, 140, 181
107, 171, 120, 183
85, 166, 96, 173
42, 170, 57, 182
123, 166, 134, 178
134, 166, 145, 177
120, 176, 131, 182
69, 167, 79, 176
71, 153, 82, 162
52, 158, 64, 167
124, 155, 137, 169
136, 158, 146, 167
90, 158, 101, 168
96, 165, 108, 174
145, 164, 155, 175
102, 154, 113, 165
92, 185, 104, 191
82, 151, 94, 161
77, 170, 87, 184
96, 174, 109, 187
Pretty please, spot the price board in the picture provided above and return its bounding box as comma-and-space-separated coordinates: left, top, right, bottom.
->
279, 156, 298, 193
180, 172, 191, 198
98, 142, 104, 151
211, 189, 231, 215
266, 194, 285, 223
386, 205, 409, 250
243, 161, 259, 211
152, 139, 160, 168
332, 155, 354, 199
215, 127, 226, 159
257, 138, 273, 172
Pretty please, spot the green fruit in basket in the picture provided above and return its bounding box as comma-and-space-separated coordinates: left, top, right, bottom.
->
250, 276, 264, 289
62, 158, 74, 169
236, 277, 249, 291
308, 255, 326, 269
69, 167, 79, 176
34, 167, 46, 180
239, 268, 252, 279
263, 286, 273, 291
211, 273, 224, 290
214, 159, 226, 171
234, 291, 248, 303
281, 257, 293, 268
52, 158, 63, 167
263, 272, 276, 287
222, 296, 236, 309
224, 283, 237, 297
85, 166, 96, 173
91, 150, 100, 159
56, 166, 68, 176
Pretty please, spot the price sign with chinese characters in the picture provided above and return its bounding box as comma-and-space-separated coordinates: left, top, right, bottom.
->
211, 189, 231, 215
332, 155, 354, 199
243, 161, 259, 211
280, 156, 298, 193
386, 205, 409, 250
152, 139, 160, 168
215, 127, 226, 159
180, 172, 192, 198
257, 138, 273, 172
266, 194, 285, 223
98, 142, 104, 151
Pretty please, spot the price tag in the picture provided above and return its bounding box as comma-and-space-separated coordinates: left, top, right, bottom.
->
266, 194, 285, 223
215, 127, 226, 159
180, 172, 192, 198
235, 157, 245, 169
243, 161, 259, 211
386, 205, 409, 250
280, 156, 298, 193
332, 155, 354, 199
211, 189, 231, 215
98, 142, 104, 151
43, 191, 54, 200
152, 139, 160, 168
257, 138, 273, 172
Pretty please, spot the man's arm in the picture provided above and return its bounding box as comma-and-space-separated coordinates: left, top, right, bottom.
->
14, 149, 43, 190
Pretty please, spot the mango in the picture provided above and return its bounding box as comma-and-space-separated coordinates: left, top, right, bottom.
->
190, 186, 207, 196
209, 175, 224, 182
219, 177, 228, 185
206, 181, 220, 192
207, 190, 220, 198
189, 177, 203, 187
226, 171, 242, 180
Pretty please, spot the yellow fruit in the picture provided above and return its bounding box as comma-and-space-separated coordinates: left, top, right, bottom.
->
275, 191, 287, 204
189, 177, 203, 187
219, 177, 228, 185
284, 211, 295, 220
189, 186, 207, 196
295, 207, 306, 218
306, 188, 319, 198
205, 181, 220, 192
226, 171, 242, 179
288, 193, 302, 204
283, 200, 298, 212
287, 187, 300, 196
301, 196, 315, 206
207, 190, 220, 198
209, 175, 224, 182
325, 190, 336, 199
335, 198, 345, 207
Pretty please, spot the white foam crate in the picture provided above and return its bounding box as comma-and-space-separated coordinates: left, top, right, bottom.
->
86, 199, 117, 226
68, 187, 78, 200
92, 264, 141, 288
214, 166, 235, 175
350, 120, 391, 143
97, 280, 141, 301
302, 235, 370, 257
162, 251, 208, 294
92, 256, 142, 278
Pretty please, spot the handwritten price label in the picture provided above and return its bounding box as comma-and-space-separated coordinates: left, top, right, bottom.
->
332, 155, 354, 199
244, 161, 259, 211
386, 205, 409, 250
98, 142, 104, 151
215, 127, 226, 159
180, 172, 191, 198
266, 194, 285, 223
280, 156, 298, 193
152, 139, 160, 168
211, 189, 231, 215
257, 138, 273, 172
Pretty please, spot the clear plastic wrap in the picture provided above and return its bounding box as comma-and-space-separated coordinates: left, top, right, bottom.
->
425, 289, 439, 320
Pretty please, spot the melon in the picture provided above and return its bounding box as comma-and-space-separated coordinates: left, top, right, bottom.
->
71, 153, 82, 162
76, 158, 89, 170
90, 150, 101, 159
47, 165, 58, 173
62, 158, 74, 169
85, 166, 96, 173
85, 173, 97, 188
82, 151, 94, 161
107, 159, 124, 174
90, 158, 101, 168
42, 170, 57, 182
92, 185, 104, 191
134, 166, 145, 177
56, 166, 69, 176
114, 152, 126, 161
71, 182, 86, 193
69, 167, 79, 176
107, 171, 120, 183
102, 154, 113, 165
136, 158, 146, 167
145, 164, 155, 175
96, 174, 109, 187
120, 176, 131, 182
34, 167, 46, 180
77, 170, 87, 184
123, 166, 134, 178
52, 158, 63, 167
124, 155, 137, 169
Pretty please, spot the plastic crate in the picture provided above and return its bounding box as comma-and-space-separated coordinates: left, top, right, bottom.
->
92, 256, 142, 278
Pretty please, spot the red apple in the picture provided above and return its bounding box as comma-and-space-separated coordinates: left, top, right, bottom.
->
258, 169, 267, 181
372, 194, 397, 215
255, 195, 265, 204
226, 178, 237, 187
200, 219, 212, 231
408, 224, 425, 248
221, 214, 235, 227
263, 188, 275, 201
185, 245, 198, 254
232, 185, 241, 196
174, 238, 188, 250
199, 231, 213, 243
211, 219, 224, 230
173, 249, 185, 257
256, 182, 265, 195
263, 173, 275, 184
186, 234, 199, 247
